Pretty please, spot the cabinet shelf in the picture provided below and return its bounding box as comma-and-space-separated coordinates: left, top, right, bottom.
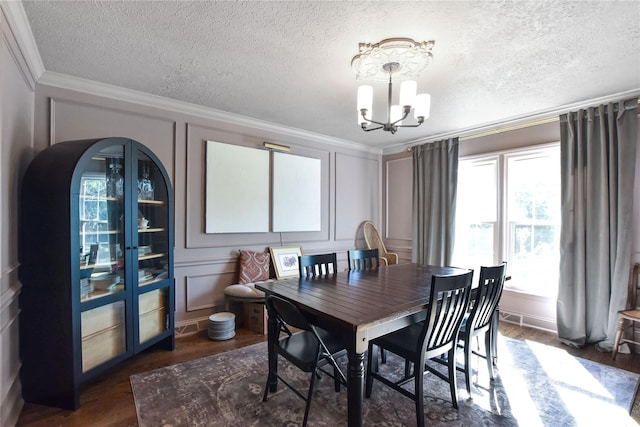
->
80, 229, 121, 236
138, 227, 165, 233
139, 252, 165, 261
80, 196, 165, 206
81, 285, 125, 302
138, 199, 165, 206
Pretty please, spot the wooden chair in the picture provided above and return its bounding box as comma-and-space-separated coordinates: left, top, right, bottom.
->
455, 263, 507, 394
365, 270, 473, 427
347, 248, 387, 362
263, 295, 346, 426
299, 253, 337, 277
612, 263, 640, 360
362, 221, 398, 266
347, 248, 380, 270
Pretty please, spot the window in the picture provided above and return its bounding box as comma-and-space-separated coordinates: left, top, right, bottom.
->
452, 145, 560, 297
80, 174, 110, 253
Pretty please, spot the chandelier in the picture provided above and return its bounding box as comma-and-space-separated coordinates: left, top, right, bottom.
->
352, 38, 435, 134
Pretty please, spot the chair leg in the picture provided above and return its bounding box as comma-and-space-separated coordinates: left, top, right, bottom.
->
612, 317, 625, 360
484, 331, 494, 380
262, 370, 272, 402
491, 308, 499, 366
302, 369, 319, 427
381, 348, 387, 363
447, 348, 459, 409
463, 337, 472, 394
414, 360, 425, 427
404, 360, 413, 378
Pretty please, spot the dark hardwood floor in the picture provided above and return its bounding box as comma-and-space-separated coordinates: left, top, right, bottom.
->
16, 322, 640, 426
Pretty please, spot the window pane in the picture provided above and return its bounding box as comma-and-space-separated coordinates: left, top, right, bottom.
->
506, 149, 560, 296
457, 160, 497, 222
452, 158, 497, 269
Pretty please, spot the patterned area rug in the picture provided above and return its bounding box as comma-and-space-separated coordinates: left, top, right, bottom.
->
131, 337, 639, 426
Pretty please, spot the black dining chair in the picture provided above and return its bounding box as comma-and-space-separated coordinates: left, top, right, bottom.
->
347, 248, 388, 362
347, 248, 380, 270
299, 253, 337, 277
365, 270, 473, 427
262, 295, 347, 427
455, 263, 507, 394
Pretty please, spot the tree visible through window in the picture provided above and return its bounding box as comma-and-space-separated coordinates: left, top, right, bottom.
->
452, 145, 560, 297
80, 175, 109, 252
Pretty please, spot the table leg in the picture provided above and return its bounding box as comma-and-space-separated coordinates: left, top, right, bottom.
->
346, 350, 365, 427
267, 307, 278, 392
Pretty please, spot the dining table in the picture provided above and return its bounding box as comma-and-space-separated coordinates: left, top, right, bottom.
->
255, 262, 472, 427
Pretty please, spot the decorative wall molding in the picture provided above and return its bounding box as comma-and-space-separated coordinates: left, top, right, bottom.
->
185, 272, 234, 312
37, 71, 381, 155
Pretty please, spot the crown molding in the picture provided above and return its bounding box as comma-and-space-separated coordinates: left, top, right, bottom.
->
37, 71, 382, 155
1, 1, 44, 85
383, 88, 640, 155
3, 0, 379, 154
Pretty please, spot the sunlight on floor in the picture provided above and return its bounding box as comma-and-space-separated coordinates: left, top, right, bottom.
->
489, 337, 636, 426
493, 340, 545, 426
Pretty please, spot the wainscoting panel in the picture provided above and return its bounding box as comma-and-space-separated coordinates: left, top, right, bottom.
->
385, 157, 412, 241
335, 153, 380, 242
1, 5, 36, 423
185, 271, 236, 312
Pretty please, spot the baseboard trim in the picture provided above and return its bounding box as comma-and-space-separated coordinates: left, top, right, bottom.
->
499, 310, 557, 333
175, 316, 212, 337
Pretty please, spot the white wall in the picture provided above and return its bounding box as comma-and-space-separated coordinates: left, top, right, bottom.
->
0, 4, 36, 425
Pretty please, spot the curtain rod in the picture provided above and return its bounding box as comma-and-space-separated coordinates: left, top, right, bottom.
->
405, 96, 640, 152
406, 117, 558, 151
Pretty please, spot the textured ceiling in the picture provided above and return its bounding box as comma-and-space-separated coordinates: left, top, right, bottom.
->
21, 1, 640, 149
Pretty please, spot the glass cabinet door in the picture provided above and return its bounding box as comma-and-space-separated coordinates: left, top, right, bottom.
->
79, 146, 127, 301
135, 152, 169, 287
135, 151, 170, 344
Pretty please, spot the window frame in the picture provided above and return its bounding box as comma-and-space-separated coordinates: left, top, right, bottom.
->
455, 142, 560, 296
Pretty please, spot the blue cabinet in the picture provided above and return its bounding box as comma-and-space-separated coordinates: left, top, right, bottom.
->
19, 137, 175, 410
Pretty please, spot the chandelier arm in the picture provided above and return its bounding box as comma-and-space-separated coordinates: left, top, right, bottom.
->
362, 125, 384, 132
389, 107, 411, 127
360, 110, 388, 127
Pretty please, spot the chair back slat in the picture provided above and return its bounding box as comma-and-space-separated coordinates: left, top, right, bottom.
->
420, 271, 473, 357
468, 263, 507, 333
299, 253, 338, 277
347, 248, 380, 271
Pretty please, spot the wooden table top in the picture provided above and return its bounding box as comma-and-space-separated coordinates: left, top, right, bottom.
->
255, 263, 471, 336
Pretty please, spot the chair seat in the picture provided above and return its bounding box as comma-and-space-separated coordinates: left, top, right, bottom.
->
372, 322, 423, 360
618, 309, 640, 320
278, 329, 347, 372
224, 281, 272, 299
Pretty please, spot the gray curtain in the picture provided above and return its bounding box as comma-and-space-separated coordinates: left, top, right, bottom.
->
412, 138, 459, 265
557, 98, 638, 350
